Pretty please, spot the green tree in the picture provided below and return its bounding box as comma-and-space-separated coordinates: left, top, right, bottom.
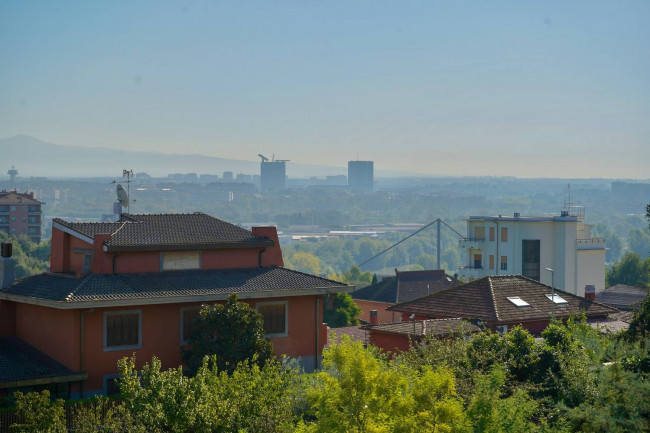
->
627, 229, 650, 260
288, 251, 322, 275
323, 293, 362, 328
8, 391, 66, 433
182, 294, 274, 374
624, 292, 650, 344
606, 251, 650, 288
467, 365, 538, 433
297, 335, 469, 432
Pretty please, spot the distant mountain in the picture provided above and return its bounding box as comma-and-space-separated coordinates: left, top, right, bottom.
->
0, 135, 418, 179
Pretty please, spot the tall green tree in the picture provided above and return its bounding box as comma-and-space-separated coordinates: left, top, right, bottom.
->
606, 251, 650, 288
323, 293, 362, 328
182, 294, 274, 374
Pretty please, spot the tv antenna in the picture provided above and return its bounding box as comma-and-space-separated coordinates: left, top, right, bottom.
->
112, 169, 136, 215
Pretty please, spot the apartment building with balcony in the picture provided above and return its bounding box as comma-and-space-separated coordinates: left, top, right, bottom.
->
458, 208, 605, 297
0, 190, 44, 243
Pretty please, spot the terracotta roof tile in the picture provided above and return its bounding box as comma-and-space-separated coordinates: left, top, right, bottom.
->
364, 318, 480, 338
54, 213, 273, 251
351, 270, 460, 303
388, 275, 617, 323
1, 266, 349, 305
0, 337, 86, 387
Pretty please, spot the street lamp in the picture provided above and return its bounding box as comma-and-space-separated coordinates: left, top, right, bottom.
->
545, 267, 555, 320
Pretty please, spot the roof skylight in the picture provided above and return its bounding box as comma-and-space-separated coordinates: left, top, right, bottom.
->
546, 294, 568, 304
507, 296, 531, 308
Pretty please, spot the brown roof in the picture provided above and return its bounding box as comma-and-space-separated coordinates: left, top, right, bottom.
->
53, 213, 274, 252
351, 269, 460, 303
596, 284, 649, 311
0, 266, 349, 307
364, 318, 480, 338
327, 326, 369, 346
388, 275, 617, 324
0, 190, 43, 204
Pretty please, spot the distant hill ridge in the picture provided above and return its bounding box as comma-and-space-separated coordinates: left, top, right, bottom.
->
0, 135, 417, 179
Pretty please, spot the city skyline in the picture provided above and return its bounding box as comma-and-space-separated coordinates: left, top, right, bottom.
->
1, 1, 649, 178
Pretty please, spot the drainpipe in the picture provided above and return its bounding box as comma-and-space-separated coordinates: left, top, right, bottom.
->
493, 219, 499, 275
112, 253, 120, 273
315, 296, 320, 371
258, 247, 266, 268
79, 308, 94, 398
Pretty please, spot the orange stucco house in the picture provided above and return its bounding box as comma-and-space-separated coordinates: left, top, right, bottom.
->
0, 213, 350, 398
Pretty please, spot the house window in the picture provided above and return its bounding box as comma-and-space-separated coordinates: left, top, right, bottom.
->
22, 217, 26, 222
500, 256, 508, 271
104, 311, 141, 351
473, 226, 485, 240
256, 301, 288, 337
501, 227, 508, 242
11, 217, 15, 222
10, 206, 16, 211
161, 252, 200, 271
489, 227, 495, 241
489, 255, 495, 270
473, 254, 482, 269
180, 307, 202, 344
83, 254, 92, 273
104, 376, 120, 396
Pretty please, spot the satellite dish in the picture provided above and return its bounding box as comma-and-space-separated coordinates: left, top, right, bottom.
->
116, 183, 129, 208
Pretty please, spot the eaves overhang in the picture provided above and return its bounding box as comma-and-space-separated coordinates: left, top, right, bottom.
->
52, 220, 94, 245
0, 284, 353, 310
102, 239, 275, 252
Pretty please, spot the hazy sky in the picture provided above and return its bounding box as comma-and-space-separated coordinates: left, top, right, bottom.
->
1, 1, 649, 178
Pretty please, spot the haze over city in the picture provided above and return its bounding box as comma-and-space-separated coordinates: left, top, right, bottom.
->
1, 1, 649, 178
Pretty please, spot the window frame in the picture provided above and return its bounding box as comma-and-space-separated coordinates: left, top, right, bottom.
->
103, 310, 142, 351
501, 227, 508, 242
180, 306, 203, 345
500, 255, 508, 271
256, 300, 289, 338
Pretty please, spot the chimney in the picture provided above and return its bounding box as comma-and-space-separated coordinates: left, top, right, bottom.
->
369, 310, 378, 325
584, 285, 596, 301
1, 242, 16, 289
453, 273, 459, 280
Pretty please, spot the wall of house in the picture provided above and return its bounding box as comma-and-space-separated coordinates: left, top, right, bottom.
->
0, 301, 16, 337
15, 303, 80, 371
353, 299, 399, 323
251, 227, 284, 267
67, 294, 325, 395
577, 249, 605, 296
369, 332, 411, 353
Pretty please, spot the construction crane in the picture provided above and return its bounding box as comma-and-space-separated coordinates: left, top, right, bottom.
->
258, 154, 269, 162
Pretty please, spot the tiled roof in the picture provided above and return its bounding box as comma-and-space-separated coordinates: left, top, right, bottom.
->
364, 318, 480, 338
351, 270, 460, 304
0, 191, 42, 204
327, 326, 369, 346
388, 275, 617, 323
0, 337, 86, 388
596, 284, 649, 311
53, 213, 274, 251
0, 266, 350, 306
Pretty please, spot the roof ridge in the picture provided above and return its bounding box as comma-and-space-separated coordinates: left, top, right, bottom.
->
488, 276, 500, 321
278, 266, 349, 285
64, 274, 93, 302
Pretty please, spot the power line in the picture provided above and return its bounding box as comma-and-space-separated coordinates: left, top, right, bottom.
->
357, 218, 463, 269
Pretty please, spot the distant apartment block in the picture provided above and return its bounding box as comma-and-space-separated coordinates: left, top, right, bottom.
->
348, 161, 374, 192
458, 208, 605, 297
0, 191, 44, 243
261, 161, 286, 191
222, 171, 234, 182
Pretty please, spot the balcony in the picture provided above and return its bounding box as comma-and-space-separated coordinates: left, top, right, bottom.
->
458, 265, 485, 280
577, 238, 606, 251
28, 209, 42, 215
459, 237, 486, 250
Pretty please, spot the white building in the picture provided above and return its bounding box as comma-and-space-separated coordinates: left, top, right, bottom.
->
458, 208, 605, 297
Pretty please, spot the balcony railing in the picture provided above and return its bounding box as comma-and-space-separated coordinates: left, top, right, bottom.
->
459, 265, 485, 279
459, 238, 486, 249
577, 238, 606, 250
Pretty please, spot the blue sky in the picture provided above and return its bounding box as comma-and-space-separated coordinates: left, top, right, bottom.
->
1, 1, 649, 177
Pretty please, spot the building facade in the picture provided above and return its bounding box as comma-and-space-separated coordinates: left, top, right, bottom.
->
261, 160, 286, 191
348, 161, 374, 192
458, 209, 606, 297
0, 213, 350, 398
0, 190, 44, 243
